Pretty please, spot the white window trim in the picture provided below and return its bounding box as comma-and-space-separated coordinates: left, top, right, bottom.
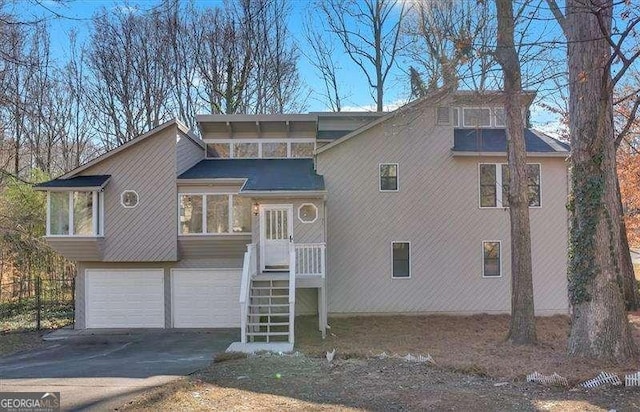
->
379, 163, 399, 192
297, 203, 318, 224
204, 138, 316, 159
462, 107, 492, 128
178, 193, 251, 236
391, 241, 411, 279
46, 190, 103, 238
482, 240, 502, 278
478, 163, 542, 209
120, 190, 139, 209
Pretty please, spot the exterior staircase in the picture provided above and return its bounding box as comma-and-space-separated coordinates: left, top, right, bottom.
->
246, 277, 291, 343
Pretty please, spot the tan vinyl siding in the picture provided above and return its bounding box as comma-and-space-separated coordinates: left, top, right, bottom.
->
46, 238, 103, 261
317, 105, 569, 316
251, 198, 325, 245
78, 126, 178, 262
176, 131, 204, 175
178, 235, 251, 260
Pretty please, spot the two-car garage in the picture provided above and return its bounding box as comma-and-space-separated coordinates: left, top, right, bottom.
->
84, 268, 241, 329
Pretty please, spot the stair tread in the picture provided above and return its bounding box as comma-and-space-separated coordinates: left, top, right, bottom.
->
250, 287, 290, 290
247, 322, 290, 326
249, 303, 290, 307
247, 332, 290, 336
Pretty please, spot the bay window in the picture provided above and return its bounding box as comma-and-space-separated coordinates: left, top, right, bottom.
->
47, 191, 102, 236
179, 194, 252, 235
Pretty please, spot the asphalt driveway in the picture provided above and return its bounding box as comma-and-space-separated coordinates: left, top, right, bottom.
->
0, 329, 238, 411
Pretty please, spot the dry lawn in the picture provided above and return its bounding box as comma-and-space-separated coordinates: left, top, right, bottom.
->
296, 313, 640, 383
123, 314, 640, 411
0, 330, 48, 356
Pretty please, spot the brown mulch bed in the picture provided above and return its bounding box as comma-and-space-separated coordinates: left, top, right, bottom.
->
296, 313, 640, 383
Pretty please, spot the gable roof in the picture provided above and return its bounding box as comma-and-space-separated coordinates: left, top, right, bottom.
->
58, 119, 202, 180
316, 89, 538, 154
453, 128, 570, 154
178, 159, 325, 192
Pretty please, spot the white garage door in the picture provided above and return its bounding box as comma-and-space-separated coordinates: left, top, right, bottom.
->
172, 269, 241, 328
85, 269, 165, 328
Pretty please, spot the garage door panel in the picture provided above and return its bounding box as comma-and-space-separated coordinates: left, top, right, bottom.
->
172, 269, 241, 328
86, 269, 165, 328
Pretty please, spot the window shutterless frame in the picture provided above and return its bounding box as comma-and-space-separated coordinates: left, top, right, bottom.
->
203, 138, 316, 159
177, 193, 251, 236
391, 241, 411, 279
379, 163, 399, 192
478, 163, 542, 209
482, 240, 502, 278
46, 190, 103, 237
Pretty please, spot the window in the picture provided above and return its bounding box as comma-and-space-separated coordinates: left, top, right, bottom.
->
232, 196, 252, 233
436, 107, 451, 125
479, 163, 541, 208
262, 142, 288, 158
482, 241, 501, 277
463, 108, 492, 127
234, 142, 259, 158
298, 203, 318, 223
206, 195, 229, 234
380, 163, 398, 191
179, 195, 203, 234
494, 108, 506, 127
291, 142, 314, 158
179, 194, 251, 235
47, 191, 101, 236
121, 190, 139, 208
392, 242, 410, 278
206, 143, 230, 158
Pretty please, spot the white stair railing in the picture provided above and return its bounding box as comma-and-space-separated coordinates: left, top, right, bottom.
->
239, 243, 256, 344
288, 247, 296, 344
294, 243, 326, 277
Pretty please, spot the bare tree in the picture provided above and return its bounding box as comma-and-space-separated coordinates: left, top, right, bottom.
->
87, 7, 174, 147
319, 0, 405, 112
403, 0, 496, 91
495, 0, 536, 345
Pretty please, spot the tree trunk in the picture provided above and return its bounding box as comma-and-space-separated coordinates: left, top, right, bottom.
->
495, 0, 537, 344
617, 176, 640, 311
565, 0, 636, 360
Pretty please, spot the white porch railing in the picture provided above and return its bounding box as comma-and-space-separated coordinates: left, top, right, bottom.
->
288, 247, 296, 344
294, 243, 326, 277
239, 243, 257, 344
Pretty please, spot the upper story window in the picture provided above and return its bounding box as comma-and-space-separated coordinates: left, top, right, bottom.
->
379, 163, 399, 192
179, 193, 251, 235
298, 203, 318, 223
463, 108, 492, 127
436, 107, 459, 126
438, 106, 507, 128
47, 191, 102, 236
479, 163, 541, 208
121, 190, 139, 208
205, 139, 315, 159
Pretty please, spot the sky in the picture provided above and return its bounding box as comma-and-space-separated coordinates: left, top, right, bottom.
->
9, 0, 564, 134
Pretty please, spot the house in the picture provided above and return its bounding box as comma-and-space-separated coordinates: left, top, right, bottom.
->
35, 90, 570, 352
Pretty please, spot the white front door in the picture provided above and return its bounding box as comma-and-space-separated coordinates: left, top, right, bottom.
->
260, 204, 293, 271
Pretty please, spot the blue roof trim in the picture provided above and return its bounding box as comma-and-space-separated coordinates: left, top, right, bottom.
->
453, 128, 569, 153
178, 159, 325, 192
34, 175, 111, 188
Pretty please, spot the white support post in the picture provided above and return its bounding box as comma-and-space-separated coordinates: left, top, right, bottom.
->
68, 192, 74, 236
46, 192, 51, 236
